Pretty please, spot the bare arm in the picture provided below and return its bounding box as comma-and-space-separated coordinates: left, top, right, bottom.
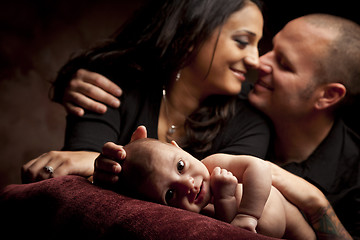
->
203, 154, 272, 227
269, 162, 352, 240
210, 167, 239, 223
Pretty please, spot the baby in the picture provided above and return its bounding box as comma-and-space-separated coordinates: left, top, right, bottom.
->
111, 138, 315, 239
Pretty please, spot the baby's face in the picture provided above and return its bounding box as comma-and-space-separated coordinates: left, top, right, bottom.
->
139, 141, 211, 213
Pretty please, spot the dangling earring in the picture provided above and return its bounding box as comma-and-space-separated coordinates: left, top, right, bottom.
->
175, 71, 181, 82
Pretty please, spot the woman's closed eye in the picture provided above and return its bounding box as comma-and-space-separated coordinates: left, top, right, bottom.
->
234, 35, 250, 48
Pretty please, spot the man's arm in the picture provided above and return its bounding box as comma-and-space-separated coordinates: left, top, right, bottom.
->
270, 162, 352, 240
311, 203, 353, 240
61, 69, 122, 116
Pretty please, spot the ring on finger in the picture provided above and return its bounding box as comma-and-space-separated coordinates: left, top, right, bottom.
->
44, 166, 54, 174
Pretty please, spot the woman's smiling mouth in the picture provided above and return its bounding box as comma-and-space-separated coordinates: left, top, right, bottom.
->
230, 68, 246, 82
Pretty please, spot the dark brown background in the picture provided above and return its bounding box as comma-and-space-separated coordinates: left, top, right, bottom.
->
1, 0, 359, 189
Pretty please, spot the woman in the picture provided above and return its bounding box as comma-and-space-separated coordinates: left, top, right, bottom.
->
22, 0, 268, 182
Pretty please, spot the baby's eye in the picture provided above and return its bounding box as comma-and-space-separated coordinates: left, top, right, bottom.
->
177, 160, 185, 173
165, 189, 175, 204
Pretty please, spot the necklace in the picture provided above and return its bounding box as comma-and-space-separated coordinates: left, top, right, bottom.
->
162, 71, 183, 138
162, 87, 177, 136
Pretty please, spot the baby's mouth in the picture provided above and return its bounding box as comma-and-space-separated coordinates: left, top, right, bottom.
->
195, 183, 202, 200
194, 181, 206, 204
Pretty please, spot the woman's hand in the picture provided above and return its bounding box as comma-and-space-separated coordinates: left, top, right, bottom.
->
21, 151, 100, 183
93, 125, 147, 187
63, 69, 122, 116
269, 162, 352, 240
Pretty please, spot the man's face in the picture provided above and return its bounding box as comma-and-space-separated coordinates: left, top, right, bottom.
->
248, 18, 334, 121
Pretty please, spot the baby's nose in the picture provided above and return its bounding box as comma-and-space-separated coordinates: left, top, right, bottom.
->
180, 176, 195, 194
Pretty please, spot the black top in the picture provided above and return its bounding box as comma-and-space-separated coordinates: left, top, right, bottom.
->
63, 80, 270, 160
270, 119, 360, 238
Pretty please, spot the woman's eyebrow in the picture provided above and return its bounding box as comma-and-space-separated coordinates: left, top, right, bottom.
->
235, 29, 257, 37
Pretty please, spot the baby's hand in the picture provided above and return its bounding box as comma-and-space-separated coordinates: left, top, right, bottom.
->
231, 214, 258, 233
210, 167, 238, 199
102, 142, 126, 161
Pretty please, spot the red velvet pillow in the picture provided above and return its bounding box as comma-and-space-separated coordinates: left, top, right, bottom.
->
0, 176, 279, 240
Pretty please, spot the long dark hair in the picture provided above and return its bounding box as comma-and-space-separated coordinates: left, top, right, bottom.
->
52, 0, 263, 153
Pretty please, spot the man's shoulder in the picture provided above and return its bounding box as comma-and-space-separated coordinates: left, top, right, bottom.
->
316, 119, 360, 162
343, 121, 360, 145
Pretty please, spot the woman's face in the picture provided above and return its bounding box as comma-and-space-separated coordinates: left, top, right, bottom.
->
183, 1, 263, 98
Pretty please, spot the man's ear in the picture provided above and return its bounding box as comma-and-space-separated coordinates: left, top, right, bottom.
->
315, 83, 346, 110
170, 141, 181, 148
130, 125, 147, 142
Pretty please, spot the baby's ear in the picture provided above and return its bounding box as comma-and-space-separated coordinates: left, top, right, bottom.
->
170, 141, 181, 148
130, 125, 148, 142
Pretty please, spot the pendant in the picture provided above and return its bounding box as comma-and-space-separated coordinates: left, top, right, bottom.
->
168, 125, 176, 135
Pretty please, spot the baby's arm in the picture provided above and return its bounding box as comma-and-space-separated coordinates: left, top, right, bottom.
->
210, 167, 238, 223
203, 154, 272, 232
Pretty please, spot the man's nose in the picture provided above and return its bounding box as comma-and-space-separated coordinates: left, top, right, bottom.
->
259, 52, 273, 75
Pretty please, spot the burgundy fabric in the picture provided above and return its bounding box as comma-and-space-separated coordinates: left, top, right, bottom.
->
0, 176, 279, 240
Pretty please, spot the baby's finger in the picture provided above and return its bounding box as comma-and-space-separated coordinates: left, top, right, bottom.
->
130, 125, 148, 142
211, 167, 221, 177
220, 168, 228, 174
102, 142, 126, 160
95, 155, 122, 174
93, 169, 119, 187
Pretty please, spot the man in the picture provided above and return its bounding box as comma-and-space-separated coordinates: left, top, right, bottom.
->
26, 13, 360, 238
248, 14, 360, 238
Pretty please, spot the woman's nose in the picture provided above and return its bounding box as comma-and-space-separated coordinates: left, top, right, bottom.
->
244, 48, 260, 69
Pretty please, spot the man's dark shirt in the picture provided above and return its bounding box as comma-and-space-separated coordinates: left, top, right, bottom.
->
269, 119, 360, 238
